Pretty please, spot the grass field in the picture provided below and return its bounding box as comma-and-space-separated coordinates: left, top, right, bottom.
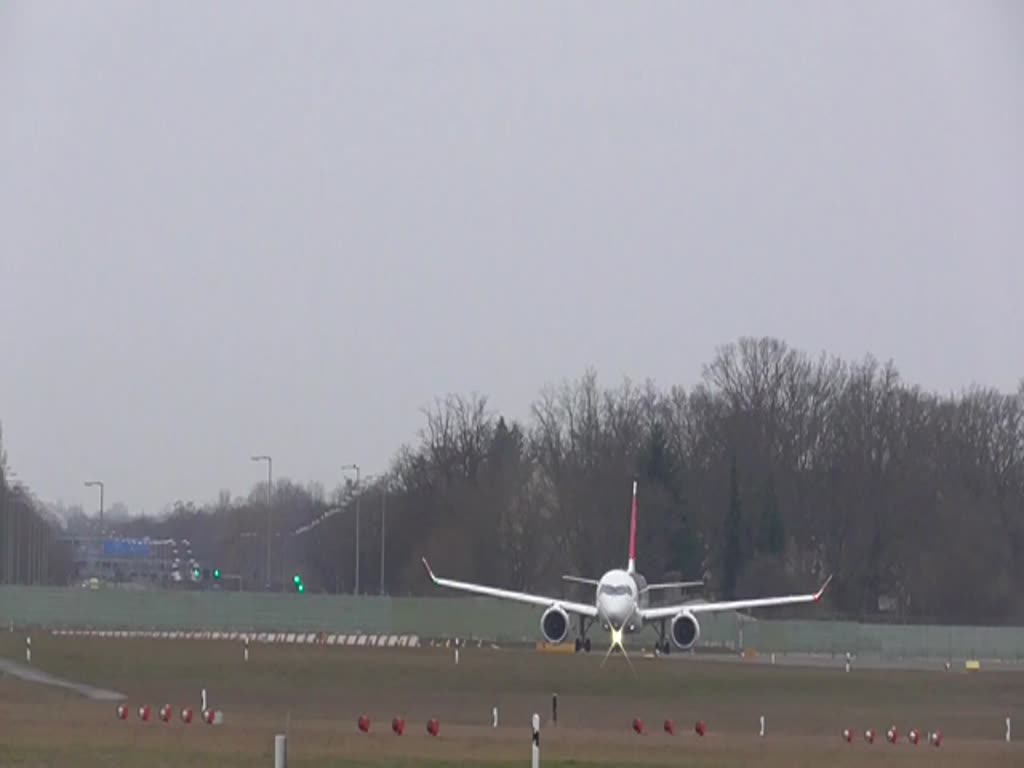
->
1, 631, 1023, 767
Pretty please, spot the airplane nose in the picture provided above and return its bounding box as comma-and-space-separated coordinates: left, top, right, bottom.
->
601, 599, 629, 628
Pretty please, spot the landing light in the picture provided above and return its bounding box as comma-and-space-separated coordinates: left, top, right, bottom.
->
610, 627, 623, 649
601, 626, 636, 675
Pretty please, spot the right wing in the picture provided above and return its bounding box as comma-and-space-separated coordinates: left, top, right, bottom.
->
422, 558, 599, 618
641, 580, 704, 593
562, 574, 600, 587
640, 575, 832, 621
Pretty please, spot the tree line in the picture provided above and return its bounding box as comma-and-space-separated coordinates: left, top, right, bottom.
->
0, 426, 65, 586
8, 337, 1024, 625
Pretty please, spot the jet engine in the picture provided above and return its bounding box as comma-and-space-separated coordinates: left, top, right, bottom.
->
540, 605, 570, 645
670, 611, 700, 650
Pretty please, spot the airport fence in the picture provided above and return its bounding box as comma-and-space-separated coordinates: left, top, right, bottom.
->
2, 586, 1023, 660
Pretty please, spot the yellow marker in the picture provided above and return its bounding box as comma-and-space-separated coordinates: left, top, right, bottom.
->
536, 642, 575, 654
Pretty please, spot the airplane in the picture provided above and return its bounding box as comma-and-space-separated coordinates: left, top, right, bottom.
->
421, 480, 832, 662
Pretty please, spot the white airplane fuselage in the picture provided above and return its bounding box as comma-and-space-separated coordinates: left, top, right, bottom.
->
594, 568, 645, 632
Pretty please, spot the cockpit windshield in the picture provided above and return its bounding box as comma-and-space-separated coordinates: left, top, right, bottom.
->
598, 584, 632, 597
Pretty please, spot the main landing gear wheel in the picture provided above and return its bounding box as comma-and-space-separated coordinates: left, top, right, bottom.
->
655, 619, 671, 655
575, 616, 594, 653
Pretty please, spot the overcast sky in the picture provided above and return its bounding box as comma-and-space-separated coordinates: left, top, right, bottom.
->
1, 1, 1021, 515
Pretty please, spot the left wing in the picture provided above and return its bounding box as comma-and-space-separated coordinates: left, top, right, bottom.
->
640, 575, 832, 621
422, 558, 599, 618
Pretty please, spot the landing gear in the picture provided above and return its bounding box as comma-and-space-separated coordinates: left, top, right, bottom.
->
575, 617, 594, 653
655, 620, 671, 656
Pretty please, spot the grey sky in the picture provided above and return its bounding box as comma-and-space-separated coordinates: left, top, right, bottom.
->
2, 1, 1021, 515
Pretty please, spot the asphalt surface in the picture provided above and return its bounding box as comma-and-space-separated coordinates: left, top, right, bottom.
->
0, 657, 125, 700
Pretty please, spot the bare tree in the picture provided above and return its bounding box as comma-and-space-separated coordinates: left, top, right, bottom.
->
37, 337, 1018, 624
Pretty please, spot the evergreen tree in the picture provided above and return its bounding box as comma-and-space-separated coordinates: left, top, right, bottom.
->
645, 419, 699, 578
722, 453, 743, 599
758, 473, 785, 555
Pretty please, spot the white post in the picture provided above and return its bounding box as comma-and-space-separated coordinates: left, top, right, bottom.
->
759, 715, 765, 737
845, 651, 851, 673
201, 688, 208, 712
454, 647, 459, 664
770, 652, 775, 665
25, 636, 31, 663
274, 733, 287, 768
492, 706, 498, 728
244, 637, 249, 662
1007, 717, 1011, 743
531, 713, 540, 768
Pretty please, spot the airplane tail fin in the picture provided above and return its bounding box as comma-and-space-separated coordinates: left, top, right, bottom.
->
627, 479, 638, 574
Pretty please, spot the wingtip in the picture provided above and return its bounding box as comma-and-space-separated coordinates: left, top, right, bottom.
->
421, 557, 437, 582
814, 573, 833, 601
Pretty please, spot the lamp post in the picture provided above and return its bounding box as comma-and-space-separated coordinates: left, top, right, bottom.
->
251, 455, 272, 590
1, 466, 11, 584
84, 480, 104, 528
379, 481, 387, 595
359, 474, 378, 595
341, 464, 360, 594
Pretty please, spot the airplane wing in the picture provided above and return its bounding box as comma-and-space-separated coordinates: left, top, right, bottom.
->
422, 558, 599, 618
562, 574, 600, 586
641, 580, 704, 593
639, 575, 832, 621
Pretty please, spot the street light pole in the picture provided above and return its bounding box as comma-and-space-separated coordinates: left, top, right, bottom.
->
251, 455, 272, 590
360, 475, 376, 593
1, 464, 9, 585
357, 476, 391, 596
84, 481, 104, 528
380, 483, 387, 596
341, 464, 360, 594
8, 469, 19, 584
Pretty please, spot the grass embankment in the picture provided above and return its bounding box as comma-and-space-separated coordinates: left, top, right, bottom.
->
0, 632, 1021, 767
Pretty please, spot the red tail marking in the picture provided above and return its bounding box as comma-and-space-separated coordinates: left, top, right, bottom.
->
628, 480, 638, 567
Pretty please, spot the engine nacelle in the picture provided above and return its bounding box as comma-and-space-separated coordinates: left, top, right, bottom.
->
670, 611, 700, 650
540, 605, 570, 645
